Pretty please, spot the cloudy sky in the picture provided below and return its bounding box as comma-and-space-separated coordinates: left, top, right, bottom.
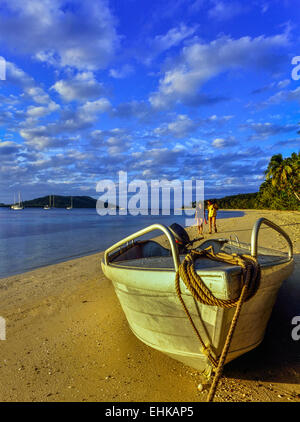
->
0, 0, 299, 203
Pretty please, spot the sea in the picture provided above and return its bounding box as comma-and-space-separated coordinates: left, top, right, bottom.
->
0, 208, 244, 279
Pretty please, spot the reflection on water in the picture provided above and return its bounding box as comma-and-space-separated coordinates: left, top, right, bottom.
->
0, 208, 244, 279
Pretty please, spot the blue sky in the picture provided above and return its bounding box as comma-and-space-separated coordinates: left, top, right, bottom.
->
0, 0, 299, 203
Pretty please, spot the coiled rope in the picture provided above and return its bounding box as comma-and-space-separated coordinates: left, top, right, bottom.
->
175, 247, 261, 402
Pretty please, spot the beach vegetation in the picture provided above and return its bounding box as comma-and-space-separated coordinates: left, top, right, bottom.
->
204, 151, 300, 211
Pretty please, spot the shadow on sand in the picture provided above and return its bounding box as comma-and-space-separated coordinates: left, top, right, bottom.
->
223, 253, 300, 386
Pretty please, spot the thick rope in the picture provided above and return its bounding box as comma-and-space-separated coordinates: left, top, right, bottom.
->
175, 247, 261, 402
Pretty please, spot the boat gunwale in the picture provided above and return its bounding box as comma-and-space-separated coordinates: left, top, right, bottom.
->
103, 254, 293, 271
103, 218, 293, 271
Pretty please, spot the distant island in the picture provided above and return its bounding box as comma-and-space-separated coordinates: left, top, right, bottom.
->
0, 195, 117, 209
1, 152, 299, 211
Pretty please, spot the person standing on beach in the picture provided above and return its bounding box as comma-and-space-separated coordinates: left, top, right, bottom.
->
207, 200, 218, 234
195, 201, 207, 236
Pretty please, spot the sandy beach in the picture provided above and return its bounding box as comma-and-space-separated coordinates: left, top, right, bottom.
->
0, 209, 299, 403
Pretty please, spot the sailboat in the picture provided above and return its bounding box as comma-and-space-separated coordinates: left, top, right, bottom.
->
66, 196, 73, 210
44, 195, 52, 210
11, 192, 24, 210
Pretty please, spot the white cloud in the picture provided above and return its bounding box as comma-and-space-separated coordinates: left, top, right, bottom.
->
154, 114, 197, 138
0, 0, 120, 70
109, 64, 134, 79
135, 23, 198, 66
52, 72, 105, 102
0, 141, 22, 155
90, 128, 131, 155
212, 138, 226, 148
5, 61, 34, 88
277, 79, 290, 89
265, 86, 300, 105
212, 136, 237, 148
241, 122, 298, 140
149, 24, 197, 59
19, 97, 111, 150
5, 61, 54, 106
78, 98, 111, 121
90, 128, 127, 141
26, 101, 59, 118
261, 2, 269, 14
149, 33, 289, 109
208, 1, 246, 21
27, 87, 51, 105
19, 126, 66, 149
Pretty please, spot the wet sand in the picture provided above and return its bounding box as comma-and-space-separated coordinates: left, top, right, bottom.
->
0, 209, 299, 402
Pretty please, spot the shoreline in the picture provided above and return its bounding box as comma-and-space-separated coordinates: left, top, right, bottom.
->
0, 209, 245, 281
0, 209, 299, 402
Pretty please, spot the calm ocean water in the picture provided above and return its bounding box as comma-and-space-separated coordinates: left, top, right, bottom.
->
0, 208, 244, 279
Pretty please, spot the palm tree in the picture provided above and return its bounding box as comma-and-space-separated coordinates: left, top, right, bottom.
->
265, 153, 300, 201
289, 152, 300, 201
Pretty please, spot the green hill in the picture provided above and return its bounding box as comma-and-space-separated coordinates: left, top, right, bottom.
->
20, 195, 113, 209
206, 192, 259, 209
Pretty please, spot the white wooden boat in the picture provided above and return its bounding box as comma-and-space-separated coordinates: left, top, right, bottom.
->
101, 218, 294, 379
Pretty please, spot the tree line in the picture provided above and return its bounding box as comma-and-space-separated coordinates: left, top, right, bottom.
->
194, 151, 300, 211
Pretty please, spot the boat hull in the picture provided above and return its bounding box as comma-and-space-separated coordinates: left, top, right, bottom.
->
102, 258, 294, 376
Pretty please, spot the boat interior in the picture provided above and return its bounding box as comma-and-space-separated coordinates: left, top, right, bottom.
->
108, 237, 290, 270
